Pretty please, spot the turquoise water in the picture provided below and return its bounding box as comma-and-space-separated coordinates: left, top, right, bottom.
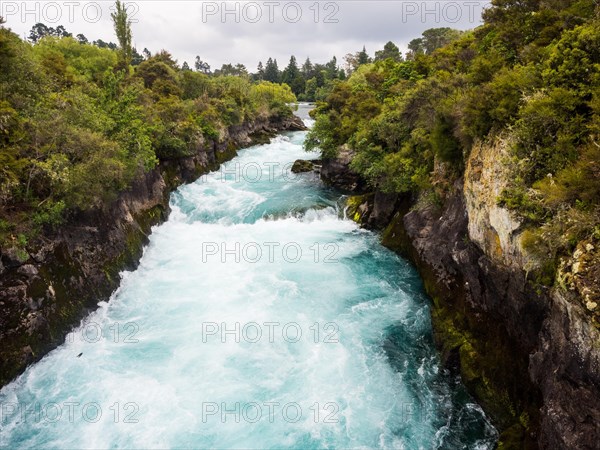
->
0, 106, 497, 449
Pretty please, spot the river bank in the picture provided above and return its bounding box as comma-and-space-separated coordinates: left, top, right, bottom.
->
316, 147, 600, 449
0, 112, 306, 388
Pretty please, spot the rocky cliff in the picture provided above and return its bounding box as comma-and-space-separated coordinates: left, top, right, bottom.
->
328, 137, 600, 449
0, 114, 306, 388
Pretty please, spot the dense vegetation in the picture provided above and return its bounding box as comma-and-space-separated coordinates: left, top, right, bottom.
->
0, 5, 295, 252
306, 0, 600, 286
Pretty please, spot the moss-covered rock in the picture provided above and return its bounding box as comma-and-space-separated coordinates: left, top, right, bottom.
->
291, 159, 315, 173
558, 238, 600, 327
344, 194, 374, 224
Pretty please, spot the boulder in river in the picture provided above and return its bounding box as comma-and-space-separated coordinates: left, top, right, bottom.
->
291, 159, 319, 173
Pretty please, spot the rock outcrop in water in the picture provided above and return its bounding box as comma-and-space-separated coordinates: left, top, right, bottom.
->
0, 114, 306, 388
327, 138, 600, 449
291, 159, 319, 173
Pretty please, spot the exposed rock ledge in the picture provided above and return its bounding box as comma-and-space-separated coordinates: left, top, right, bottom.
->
0, 113, 306, 388
320, 145, 367, 193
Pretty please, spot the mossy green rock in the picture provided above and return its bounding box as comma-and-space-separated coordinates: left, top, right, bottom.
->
345, 194, 374, 224
291, 159, 314, 173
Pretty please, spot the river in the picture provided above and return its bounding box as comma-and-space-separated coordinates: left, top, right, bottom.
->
0, 104, 497, 449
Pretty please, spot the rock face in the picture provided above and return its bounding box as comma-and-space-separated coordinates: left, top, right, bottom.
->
320, 145, 367, 192
274, 114, 307, 132
0, 113, 305, 388
530, 289, 600, 450
345, 192, 400, 230
338, 139, 600, 449
464, 139, 600, 448
385, 185, 547, 447
558, 240, 600, 326
465, 137, 526, 268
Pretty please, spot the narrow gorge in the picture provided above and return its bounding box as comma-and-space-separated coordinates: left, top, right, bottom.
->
0, 106, 498, 448
1, 1, 599, 448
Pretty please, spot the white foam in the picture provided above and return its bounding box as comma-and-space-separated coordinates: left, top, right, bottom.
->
0, 128, 497, 449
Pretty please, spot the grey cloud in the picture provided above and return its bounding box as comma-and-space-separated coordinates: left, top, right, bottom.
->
2, 0, 488, 69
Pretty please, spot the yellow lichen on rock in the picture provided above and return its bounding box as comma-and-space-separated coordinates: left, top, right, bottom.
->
344, 195, 372, 224
558, 239, 600, 324
464, 135, 538, 270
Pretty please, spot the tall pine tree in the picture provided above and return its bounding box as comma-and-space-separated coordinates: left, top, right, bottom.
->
256, 61, 265, 80
110, 0, 133, 69
282, 55, 304, 96
357, 46, 371, 65
264, 58, 280, 83
301, 57, 314, 79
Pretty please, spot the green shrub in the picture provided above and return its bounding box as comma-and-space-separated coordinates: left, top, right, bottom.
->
32, 200, 66, 228
430, 116, 462, 165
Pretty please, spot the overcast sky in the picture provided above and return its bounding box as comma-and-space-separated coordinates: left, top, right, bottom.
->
2, 1, 490, 70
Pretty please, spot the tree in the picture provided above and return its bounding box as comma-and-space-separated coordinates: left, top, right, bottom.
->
283, 55, 299, 80
194, 55, 211, 74
94, 39, 117, 50
54, 25, 71, 38
313, 63, 326, 86
344, 53, 358, 73
214, 63, 248, 77
0, 12, 302, 256
154, 50, 178, 69
357, 46, 371, 65
421, 28, 462, 54
143, 48, 151, 59
182, 61, 191, 71
255, 61, 265, 80
344, 47, 371, 73
406, 38, 424, 59
282, 55, 304, 95
111, 0, 133, 68
29, 23, 51, 43
304, 77, 318, 101
264, 57, 280, 83
235, 63, 248, 77
406, 28, 463, 59
375, 41, 402, 62
131, 48, 144, 66
28, 23, 72, 43
301, 57, 314, 78
134, 55, 181, 96
325, 56, 339, 79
